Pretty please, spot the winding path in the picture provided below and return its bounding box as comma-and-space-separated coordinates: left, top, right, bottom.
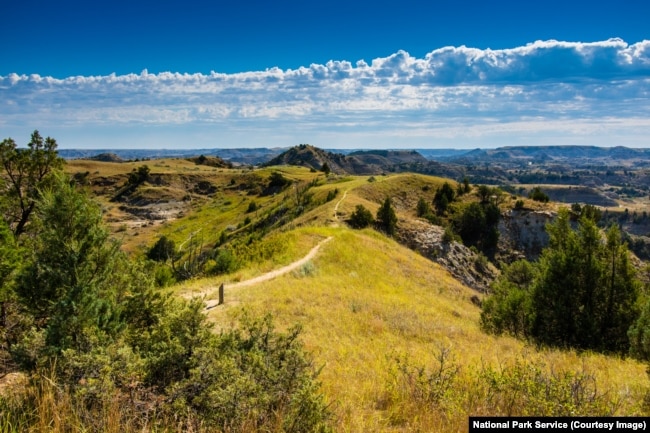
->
184, 236, 333, 310
332, 189, 348, 224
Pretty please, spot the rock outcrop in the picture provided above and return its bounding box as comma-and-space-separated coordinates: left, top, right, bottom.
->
398, 220, 498, 293
498, 209, 555, 261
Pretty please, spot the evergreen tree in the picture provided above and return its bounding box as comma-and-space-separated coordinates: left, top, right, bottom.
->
600, 224, 639, 353
528, 186, 550, 203
376, 197, 397, 236
531, 209, 587, 348
462, 176, 471, 194
0, 220, 21, 334
433, 182, 455, 214
477, 185, 493, 203
629, 297, 650, 361
16, 173, 125, 354
0, 130, 64, 237
320, 162, 331, 175
0, 220, 18, 299
453, 202, 500, 256
148, 235, 177, 262
496, 209, 642, 353
349, 205, 374, 229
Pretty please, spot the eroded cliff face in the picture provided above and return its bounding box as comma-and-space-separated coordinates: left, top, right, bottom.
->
398, 221, 498, 293
498, 209, 555, 261
397, 210, 556, 293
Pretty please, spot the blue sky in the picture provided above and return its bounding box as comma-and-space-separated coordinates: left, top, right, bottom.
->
1, 0, 650, 149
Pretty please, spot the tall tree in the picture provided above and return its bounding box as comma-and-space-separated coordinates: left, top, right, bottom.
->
600, 224, 639, 353
501, 208, 642, 353
16, 172, 124, 354
433, 182, 455, 214
376, 197, 398, 236
453, 201, 500, 256
529, 209, 582, 348
0, 131, 63, 237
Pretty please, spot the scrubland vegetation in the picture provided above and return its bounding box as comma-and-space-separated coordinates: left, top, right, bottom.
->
1, 132, 649, 432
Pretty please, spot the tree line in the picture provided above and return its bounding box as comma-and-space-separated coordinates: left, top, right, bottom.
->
481, 207, 650, 359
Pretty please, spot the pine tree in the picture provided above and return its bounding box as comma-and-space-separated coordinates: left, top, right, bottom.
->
433, 182, 455, 214
600, 224, 639, 353
16, 172, 125, 354
416, 197, 431, 217
529, 209, 581, 347
376, 197, 397, 236
320, 162, 331, 175
528, 210, 640, 353
0, 130, 64, 237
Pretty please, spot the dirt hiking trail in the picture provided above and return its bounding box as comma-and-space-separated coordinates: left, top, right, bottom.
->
183, 236, 333, 310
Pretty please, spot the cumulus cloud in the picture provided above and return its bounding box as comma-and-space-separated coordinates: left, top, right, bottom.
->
1, 39, 650, 148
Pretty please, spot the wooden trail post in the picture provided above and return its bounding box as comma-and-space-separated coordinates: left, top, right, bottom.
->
218, 283, 224, 306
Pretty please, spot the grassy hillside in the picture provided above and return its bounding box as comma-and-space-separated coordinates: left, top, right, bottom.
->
181, 226, 648, 432
60, 160, 649, 432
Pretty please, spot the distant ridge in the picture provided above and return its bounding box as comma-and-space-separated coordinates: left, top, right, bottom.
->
87, 152, 124, 162
186, 154, 233, 168
262, 144, 428, 175
58, 145, 650, 171
58, 148, 287, 165
443, 145, 650, 166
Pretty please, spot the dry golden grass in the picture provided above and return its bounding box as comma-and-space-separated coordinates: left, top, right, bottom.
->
196, 226, 648, 432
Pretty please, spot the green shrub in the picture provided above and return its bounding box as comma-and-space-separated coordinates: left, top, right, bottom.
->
389, 351, 618, 419
209, 248, 239, 275
326, 188, 339, 202
153, 264, 176, 287
528, 186, 549, 203
442, 226, 459, 243
268, 172, 291, 188
475, 359, 615, 416
147, 235, 176, 262
157, 312, 332, 432
480, 260, 535, 338
349, 205, 374, 229
416, 197, 431, 218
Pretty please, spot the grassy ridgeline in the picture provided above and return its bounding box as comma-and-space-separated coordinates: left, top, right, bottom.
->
203, 226, 648, 432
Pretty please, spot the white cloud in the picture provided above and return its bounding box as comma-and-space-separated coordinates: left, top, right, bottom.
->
1, 39, 650, 148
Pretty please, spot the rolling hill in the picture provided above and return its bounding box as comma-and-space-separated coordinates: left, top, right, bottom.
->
57, 158, 649, 432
